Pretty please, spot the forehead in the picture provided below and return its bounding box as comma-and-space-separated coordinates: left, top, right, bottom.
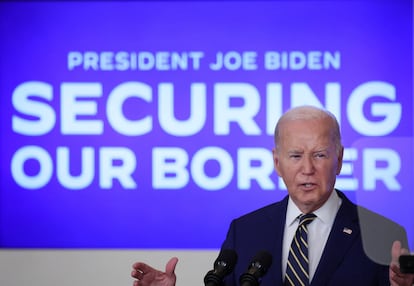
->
278, 117, 335, 148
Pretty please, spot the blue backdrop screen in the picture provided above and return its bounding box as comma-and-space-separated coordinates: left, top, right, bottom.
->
0, 1, 413, 249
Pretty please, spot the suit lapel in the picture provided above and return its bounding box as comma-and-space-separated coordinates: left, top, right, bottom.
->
264, 196, 288, 285
310, 192, 359, 285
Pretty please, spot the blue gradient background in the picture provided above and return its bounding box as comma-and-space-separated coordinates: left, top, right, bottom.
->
0, 1, 412, 249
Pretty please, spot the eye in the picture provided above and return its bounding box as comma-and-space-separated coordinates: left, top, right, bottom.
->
289, 154, 302, 159
314, 152, 327, 158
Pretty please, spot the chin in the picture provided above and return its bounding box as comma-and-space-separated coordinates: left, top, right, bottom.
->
299, 195, 319, 207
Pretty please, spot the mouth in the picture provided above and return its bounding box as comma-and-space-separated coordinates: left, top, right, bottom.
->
300, 183, 316, 189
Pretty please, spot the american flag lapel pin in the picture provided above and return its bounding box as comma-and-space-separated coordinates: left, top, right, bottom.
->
343, 227, 352, 235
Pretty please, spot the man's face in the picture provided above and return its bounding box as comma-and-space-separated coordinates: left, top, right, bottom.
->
273, 117, 343, 213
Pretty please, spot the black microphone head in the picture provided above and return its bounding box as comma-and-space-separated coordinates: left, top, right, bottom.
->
239, 251, 273, 286
204, 249, 238, 286
248, 250, 272, 277
214, 249, 238, 275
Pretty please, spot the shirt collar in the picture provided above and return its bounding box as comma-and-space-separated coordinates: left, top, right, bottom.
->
286, 190, 342, 226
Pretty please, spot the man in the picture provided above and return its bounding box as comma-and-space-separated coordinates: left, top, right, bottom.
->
131, 106, 410, 286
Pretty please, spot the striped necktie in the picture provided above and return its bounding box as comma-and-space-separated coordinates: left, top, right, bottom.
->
285, 213, 317, 286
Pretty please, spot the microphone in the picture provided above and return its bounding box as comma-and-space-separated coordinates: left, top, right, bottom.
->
239, 250, 273, 286
204, 249, 238, 286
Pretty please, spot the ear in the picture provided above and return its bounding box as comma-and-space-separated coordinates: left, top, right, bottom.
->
272, 148, 282, 177
336, 146, 344, 175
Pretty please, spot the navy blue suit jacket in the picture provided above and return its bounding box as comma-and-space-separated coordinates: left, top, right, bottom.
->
221, 190, 408, 286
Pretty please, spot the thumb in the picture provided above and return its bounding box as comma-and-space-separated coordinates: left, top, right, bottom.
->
165, 257, 179, 275
391, 240, 402, 264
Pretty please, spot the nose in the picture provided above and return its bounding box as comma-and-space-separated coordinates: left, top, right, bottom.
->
301, 155, 315, 175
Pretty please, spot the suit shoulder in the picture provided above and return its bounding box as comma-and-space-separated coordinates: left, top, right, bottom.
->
232, 198, 286, 224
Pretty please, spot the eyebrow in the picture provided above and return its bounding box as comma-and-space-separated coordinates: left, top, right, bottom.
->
287, 150, 303, 154
287, 148, 330, 154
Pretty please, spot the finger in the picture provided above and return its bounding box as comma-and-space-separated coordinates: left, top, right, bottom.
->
391, 273, 410, 286
165, 257, 179, 275
390, 264, 397, 285
391, 240, 402, 264
390, 263, 400, 274
391, 276, 404, 285
133, 262, 155, 273
131, 269, 144, 280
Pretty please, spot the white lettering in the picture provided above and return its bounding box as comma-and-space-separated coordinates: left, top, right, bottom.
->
107, 82, 152, 135
67, 51, 82, 70
209, 51, 257, 71
12, 81, 55, 136
191, 147, 233, 191
264, 51, 340, 70
266, 83, 283, 135
83, 51, 99, 70
291, 82, 341, 124
214, 83, 261, 135
336, 148, 358, 190
57, 147, 94, 190
99, 147, 137, 189
363, 148, 401, 190
11, 146, 53, 189
238, 148, 274, 190
348, 81, 401, 136
11, 80, 403, 138
152, 147, 189, 189
158, 83, 206, 136
61, 83, 103, 134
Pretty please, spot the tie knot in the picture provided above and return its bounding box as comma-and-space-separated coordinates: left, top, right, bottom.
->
299, 213, 316, 226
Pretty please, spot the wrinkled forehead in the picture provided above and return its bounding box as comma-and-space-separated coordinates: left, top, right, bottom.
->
280, 117, 334, 141
274, 108, 340, 147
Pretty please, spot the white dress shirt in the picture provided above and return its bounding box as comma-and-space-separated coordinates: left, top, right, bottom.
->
282, 190, 342, 282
